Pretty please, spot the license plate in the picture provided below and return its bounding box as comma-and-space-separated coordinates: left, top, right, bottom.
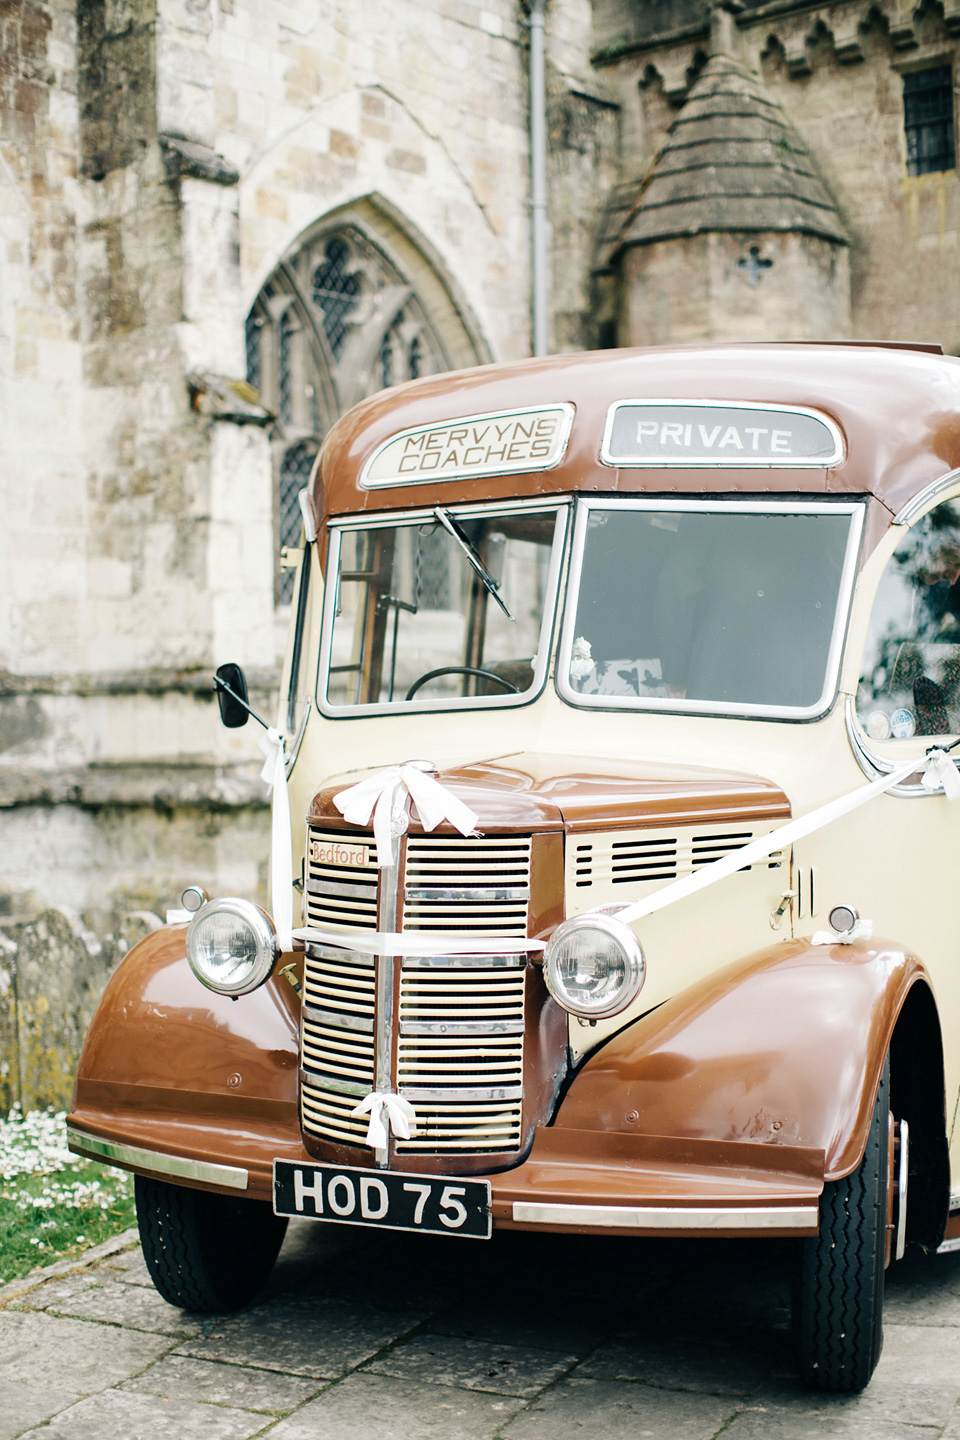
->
273, 1160, 492, 1239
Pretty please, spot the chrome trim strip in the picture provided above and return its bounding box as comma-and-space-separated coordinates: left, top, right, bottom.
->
401, 1084, 524, 1101
404, 886, 530, 902
844, 695, 955, 797
949, 1190, 960, 1213
326, 494, 573, 530
308, 878, 379, 900
937, 1236, 960, 1254
376, 842, 402, 1168
303, 1004, 374, 1034
294, 927, 544, 956
400, 1019, 525, 1036
893, 467, 960, 526
402, 954, 527, 970
511, 1201, 819, 1230
66, 1127, 248, 1190
557, 498, 865, 724
896, 1118, 910, 1263
305, 942, 376, 965
600, 398, 845, 470
284, 696, 311, 776
300, 1069, 369, 1098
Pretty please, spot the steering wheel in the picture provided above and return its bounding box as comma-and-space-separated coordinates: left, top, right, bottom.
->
405, 666, 520, 701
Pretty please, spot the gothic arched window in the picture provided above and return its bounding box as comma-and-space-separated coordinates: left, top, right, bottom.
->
245, 224, 454, 605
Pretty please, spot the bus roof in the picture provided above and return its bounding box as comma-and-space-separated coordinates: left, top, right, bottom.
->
310, 342, 960, 528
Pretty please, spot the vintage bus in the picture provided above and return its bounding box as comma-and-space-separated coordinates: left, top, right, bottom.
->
69, 341, 960, 1392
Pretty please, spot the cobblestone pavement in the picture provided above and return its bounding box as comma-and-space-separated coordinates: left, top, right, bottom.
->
5, 1219, 960, 1438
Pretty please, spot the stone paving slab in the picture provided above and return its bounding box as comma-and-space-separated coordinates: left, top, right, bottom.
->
500, 1375, 738, 1440
174, 1291, 425, 1378
265, 1372, 525, 1440
0, 1308, 170, 1391
0, 1382, 80, 1440
120, 1353, 325, 1413
363, 1331, 578, 1397
14, 1272, 206, 1336
13, 1388, 268, 1440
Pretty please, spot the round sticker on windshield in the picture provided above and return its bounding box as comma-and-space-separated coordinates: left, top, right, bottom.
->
865, 710, 892, 741
890, 708, 916, 739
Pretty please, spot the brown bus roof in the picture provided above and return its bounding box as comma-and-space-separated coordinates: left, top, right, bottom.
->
311, 342, 960, 528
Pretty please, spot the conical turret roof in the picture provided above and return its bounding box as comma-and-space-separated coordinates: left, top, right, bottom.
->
603, 52, 848, 260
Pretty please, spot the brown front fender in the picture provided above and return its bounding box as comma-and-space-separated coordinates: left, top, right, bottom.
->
69, 926, 307, 1200
555, 939, 930, 1182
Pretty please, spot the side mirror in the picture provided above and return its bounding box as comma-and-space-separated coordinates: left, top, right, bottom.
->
215, 663, 251, 728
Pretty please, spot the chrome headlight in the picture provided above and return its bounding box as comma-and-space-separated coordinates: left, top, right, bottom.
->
186, 898, 278, 996
543, 913, 645, 1020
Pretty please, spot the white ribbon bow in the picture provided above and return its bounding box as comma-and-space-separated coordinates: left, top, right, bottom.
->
334, 764, 479, 868
257, 727, 294, 953
921, 747, 960, 802
812, 918, 874, 946
351, 1091, 417, 1150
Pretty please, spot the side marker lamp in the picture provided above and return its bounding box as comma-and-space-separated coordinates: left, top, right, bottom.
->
543, 913, 645, 1020
186, 898, 278, 997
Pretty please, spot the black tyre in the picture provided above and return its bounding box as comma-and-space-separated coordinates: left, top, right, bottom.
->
135, 1175, 288, 1312
794, 1058, 890, 1393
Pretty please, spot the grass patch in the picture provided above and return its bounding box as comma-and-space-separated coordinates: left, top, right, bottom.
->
0, 1106, 136, 1287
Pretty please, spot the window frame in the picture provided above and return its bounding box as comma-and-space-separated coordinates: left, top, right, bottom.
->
555, 496, 866, 723
315, 497, 572, 720
902, 61, 957, 177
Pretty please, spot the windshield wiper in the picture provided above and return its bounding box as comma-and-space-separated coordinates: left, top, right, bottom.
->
434, 507, 514, 620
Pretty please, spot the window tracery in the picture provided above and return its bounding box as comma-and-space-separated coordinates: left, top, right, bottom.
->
246, 225, 452, 602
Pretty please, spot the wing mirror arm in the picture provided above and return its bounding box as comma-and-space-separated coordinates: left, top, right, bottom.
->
214, 662, 271, 730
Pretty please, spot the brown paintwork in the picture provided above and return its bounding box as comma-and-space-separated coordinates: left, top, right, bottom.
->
312, 345, 960, 546
69, 928, 917, 1229
308, 753, 790, 837
493, 1127, 823, 1238
555, 938, 926, 1182
70, 927, 304, 1202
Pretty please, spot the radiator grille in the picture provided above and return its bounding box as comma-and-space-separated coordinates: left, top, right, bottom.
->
396, 959, 525, 1153
300, 945, 376, 1146
402, 835, 531, 935
305, 827, 379, 930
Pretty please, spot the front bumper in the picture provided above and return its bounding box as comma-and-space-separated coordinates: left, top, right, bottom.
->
68, 1106, 822, 1239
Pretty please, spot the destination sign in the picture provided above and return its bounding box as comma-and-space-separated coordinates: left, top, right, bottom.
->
360, 404, 575, 489
600, 401, 844, 469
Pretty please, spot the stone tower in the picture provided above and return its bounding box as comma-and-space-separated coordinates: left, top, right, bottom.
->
599, 1, 851, 346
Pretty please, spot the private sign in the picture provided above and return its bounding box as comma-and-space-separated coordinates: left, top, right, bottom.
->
600, 400, 845, 469
360, 404, 575, 488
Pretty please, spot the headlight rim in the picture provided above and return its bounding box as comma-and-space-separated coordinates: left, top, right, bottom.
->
543, 911, 645, 1021
185, 896, 279, 997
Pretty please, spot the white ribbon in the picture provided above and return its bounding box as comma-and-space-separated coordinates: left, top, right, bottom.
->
351, 1091, 417, 1150
607, 746, 960, 931
257, 727, 294, 953
334, 764, 479, 868
812, 919, 874, 946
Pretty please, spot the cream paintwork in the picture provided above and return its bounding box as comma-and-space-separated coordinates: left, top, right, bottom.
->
275, 482, 960, 1183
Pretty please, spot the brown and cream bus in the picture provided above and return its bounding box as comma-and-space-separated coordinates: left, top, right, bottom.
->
69, 341, 960, 1392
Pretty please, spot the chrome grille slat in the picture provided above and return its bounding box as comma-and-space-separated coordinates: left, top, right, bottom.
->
403, 835, 532, 938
